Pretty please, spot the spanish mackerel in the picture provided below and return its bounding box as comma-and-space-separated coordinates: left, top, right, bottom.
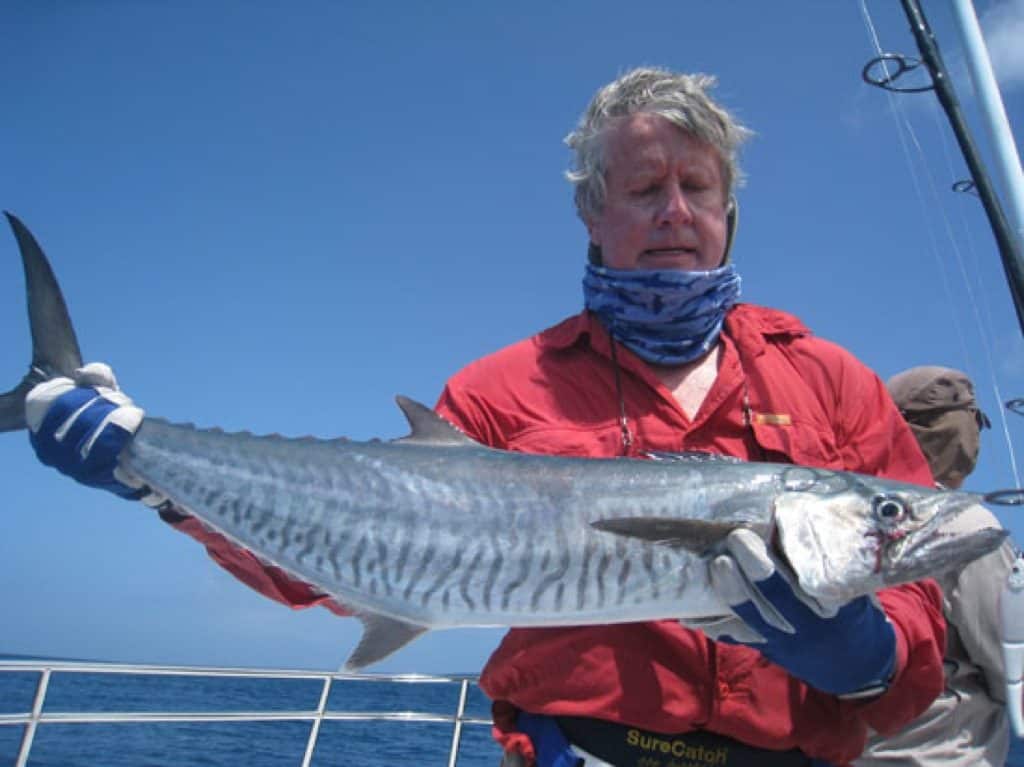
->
0, 212, 1008, 669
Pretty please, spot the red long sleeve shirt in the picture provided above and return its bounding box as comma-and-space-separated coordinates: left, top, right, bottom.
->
432, 306, 944, 765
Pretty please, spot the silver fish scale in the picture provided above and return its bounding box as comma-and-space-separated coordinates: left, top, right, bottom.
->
122, 418, 788, 628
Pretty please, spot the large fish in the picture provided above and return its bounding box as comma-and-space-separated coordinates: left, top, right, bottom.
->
0, 212, 1008, 669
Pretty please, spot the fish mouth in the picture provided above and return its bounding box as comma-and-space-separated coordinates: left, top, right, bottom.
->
882, 494, 1008, 586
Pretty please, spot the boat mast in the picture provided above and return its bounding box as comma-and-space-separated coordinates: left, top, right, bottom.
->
949, 0, 1024, 259
898, 0, 1024, 338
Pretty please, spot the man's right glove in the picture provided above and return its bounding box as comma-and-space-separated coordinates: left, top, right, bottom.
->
26, 362, 166, 506
709, 528, 896, 698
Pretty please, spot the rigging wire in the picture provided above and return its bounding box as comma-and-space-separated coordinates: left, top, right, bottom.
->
929, 105, 1023, 489
858, 3, 973, 365
858, 0, 1022, 489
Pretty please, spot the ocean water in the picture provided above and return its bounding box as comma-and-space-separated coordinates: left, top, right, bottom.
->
2, 662, 1024, 766
0, 662, 498, 766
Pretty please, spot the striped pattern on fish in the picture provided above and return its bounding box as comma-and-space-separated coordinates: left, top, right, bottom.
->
122, 413, 761, 628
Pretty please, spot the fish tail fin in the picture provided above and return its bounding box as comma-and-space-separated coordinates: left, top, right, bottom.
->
0, 212, 83, 433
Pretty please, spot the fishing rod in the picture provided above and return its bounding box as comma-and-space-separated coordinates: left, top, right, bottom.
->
862, 0, 1024, 468
866, 0, 1024, 338
863, 0, 1024, 420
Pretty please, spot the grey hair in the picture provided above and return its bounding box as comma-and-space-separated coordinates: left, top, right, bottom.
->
565, 67, 753, 222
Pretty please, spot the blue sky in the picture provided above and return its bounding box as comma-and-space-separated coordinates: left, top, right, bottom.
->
1, 1, 1022, 673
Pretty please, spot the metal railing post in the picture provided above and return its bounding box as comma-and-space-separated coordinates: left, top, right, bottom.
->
446, 678, 470, 767
301, 672, 333, 767
15, 666, 51, 767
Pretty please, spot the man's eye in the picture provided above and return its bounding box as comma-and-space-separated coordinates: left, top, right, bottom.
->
682, 177, 714, 193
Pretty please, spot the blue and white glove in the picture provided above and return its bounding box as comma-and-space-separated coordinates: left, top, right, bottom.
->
26, 362, 167, 506
709, 528, 896, 698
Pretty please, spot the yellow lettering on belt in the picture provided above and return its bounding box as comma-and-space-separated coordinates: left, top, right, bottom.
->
626, 729, 731, 765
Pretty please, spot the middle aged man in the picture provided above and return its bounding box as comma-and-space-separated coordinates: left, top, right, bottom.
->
24, 68, 946, 766
431, 68, 945, 767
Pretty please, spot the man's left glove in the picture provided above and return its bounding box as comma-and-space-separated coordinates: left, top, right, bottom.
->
26, 362, 166, 506
709, 528, 896, 698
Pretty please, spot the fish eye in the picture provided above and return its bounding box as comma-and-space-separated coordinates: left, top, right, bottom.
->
873, 495, 908, 525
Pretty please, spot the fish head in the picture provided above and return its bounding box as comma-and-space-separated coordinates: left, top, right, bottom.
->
772, 469, 1007, 604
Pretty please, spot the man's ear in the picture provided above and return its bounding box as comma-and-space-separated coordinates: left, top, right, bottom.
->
584, 213, 603, 266
583, 213, 602, 245
722, 195, 739, 265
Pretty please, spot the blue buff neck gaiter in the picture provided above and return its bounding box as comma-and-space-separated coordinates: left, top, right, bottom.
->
583, 263, 741, 366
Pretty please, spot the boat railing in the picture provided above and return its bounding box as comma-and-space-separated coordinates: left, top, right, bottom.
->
0, 658, 491, 767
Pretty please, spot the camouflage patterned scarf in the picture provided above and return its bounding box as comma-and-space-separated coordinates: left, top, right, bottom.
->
583, 263, 741, 365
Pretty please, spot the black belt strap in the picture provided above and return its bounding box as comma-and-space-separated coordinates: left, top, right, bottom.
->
555, 716, 812, 767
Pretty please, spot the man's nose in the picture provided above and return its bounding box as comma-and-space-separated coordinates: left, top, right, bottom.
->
659, 185, 695, 226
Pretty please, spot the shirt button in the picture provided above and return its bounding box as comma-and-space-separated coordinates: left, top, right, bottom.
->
717, 681, 730, 697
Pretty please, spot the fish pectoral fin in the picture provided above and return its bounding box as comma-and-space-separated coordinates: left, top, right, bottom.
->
591, 517, 741, 554
393, 396, 480, 447
345, 612, 429, 670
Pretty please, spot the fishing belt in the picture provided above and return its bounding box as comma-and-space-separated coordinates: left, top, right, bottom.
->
554, 716, 814, 767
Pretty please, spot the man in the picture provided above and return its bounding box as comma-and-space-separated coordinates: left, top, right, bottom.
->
854, 366, 1015, 766
428, 67, 946, 767
26, 68, 946, 765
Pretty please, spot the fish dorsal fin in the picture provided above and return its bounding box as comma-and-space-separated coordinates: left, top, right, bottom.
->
644, 451, 743, 464
592, 517, 753, 555
345, 612, 429, 670
394, 395, 478, 447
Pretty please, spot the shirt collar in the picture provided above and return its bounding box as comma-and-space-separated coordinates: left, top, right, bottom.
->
541, 305, 810, 364
538, 311, 674, 392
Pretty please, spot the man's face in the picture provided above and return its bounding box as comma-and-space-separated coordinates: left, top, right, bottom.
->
586, 113, 729, 271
